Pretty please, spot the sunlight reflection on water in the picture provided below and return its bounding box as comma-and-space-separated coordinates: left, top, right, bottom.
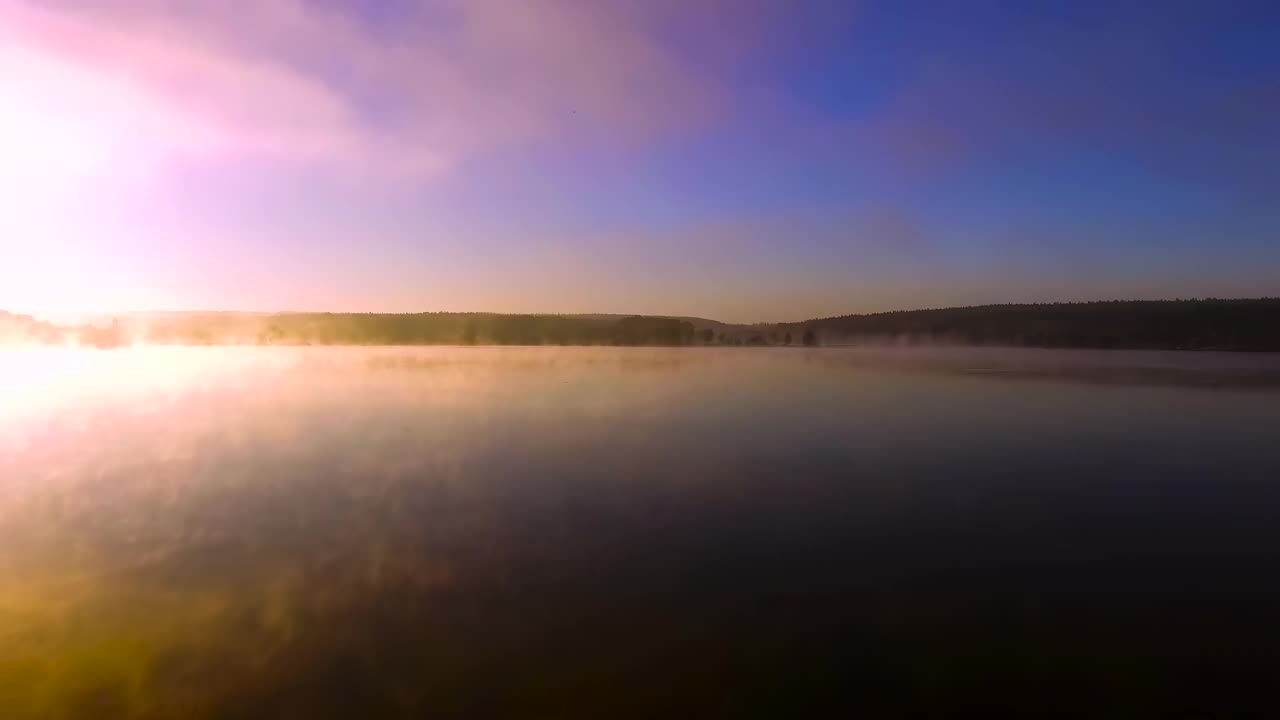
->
2, 346, 1280, 717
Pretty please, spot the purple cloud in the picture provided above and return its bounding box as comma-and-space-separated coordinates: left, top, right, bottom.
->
0, 0, 734, 177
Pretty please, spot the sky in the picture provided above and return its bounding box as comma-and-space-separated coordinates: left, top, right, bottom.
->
0, 0, 1276, 323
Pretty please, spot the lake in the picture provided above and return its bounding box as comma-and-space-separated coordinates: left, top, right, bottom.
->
3, 346, 1280, 717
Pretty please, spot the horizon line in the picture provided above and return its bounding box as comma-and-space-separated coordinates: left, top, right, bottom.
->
8, 296, 1277, 329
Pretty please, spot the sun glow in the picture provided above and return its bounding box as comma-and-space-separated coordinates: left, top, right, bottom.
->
0, 104, 110, 320
0, 74, 128, 319
0, 93, 118, 201
0, 347, 259, 444
0, 43, 188, 320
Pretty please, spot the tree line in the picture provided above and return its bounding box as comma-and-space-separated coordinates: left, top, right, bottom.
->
6, 299, 1277, 351
780, 299, 1280, 351
93, 313, 701, 347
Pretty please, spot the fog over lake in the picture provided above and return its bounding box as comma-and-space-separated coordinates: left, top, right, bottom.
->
4, 347, 1280, 717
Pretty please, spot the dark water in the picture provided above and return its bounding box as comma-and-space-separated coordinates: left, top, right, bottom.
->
4, 347, 1280, 717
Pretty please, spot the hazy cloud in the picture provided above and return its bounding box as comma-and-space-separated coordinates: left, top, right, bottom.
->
0, 0, 734, 176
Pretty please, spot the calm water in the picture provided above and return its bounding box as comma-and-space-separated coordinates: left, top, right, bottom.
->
3, 346, 1280, 717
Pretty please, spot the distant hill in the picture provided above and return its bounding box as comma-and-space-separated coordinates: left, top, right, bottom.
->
780, 299, 1280, 352
82, 312, 701, 347
4, 299, 1278, 351
567, 314, 742, 333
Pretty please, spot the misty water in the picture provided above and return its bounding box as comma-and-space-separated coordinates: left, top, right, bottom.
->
4, 346, 1280, 717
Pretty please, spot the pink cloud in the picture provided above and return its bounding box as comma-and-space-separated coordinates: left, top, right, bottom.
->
0, 0, 729, 177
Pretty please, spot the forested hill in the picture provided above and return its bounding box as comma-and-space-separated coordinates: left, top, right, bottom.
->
78, 312, 701, 348
784, 299, 1280, 351
5, 300, 1279, 350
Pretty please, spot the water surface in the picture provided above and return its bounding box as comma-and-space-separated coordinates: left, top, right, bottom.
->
4, 347, 1280, 717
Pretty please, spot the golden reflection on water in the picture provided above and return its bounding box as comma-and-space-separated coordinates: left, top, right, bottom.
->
1, 347, 726, 717
2, 346, 1279, 717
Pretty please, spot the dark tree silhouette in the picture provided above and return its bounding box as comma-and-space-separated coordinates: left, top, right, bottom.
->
105, 312, 699, 347
777, 299, 1280, 352
12, 298, 1278, 351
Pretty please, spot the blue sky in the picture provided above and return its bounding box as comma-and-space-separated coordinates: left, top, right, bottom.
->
1, 0, 1275, 322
